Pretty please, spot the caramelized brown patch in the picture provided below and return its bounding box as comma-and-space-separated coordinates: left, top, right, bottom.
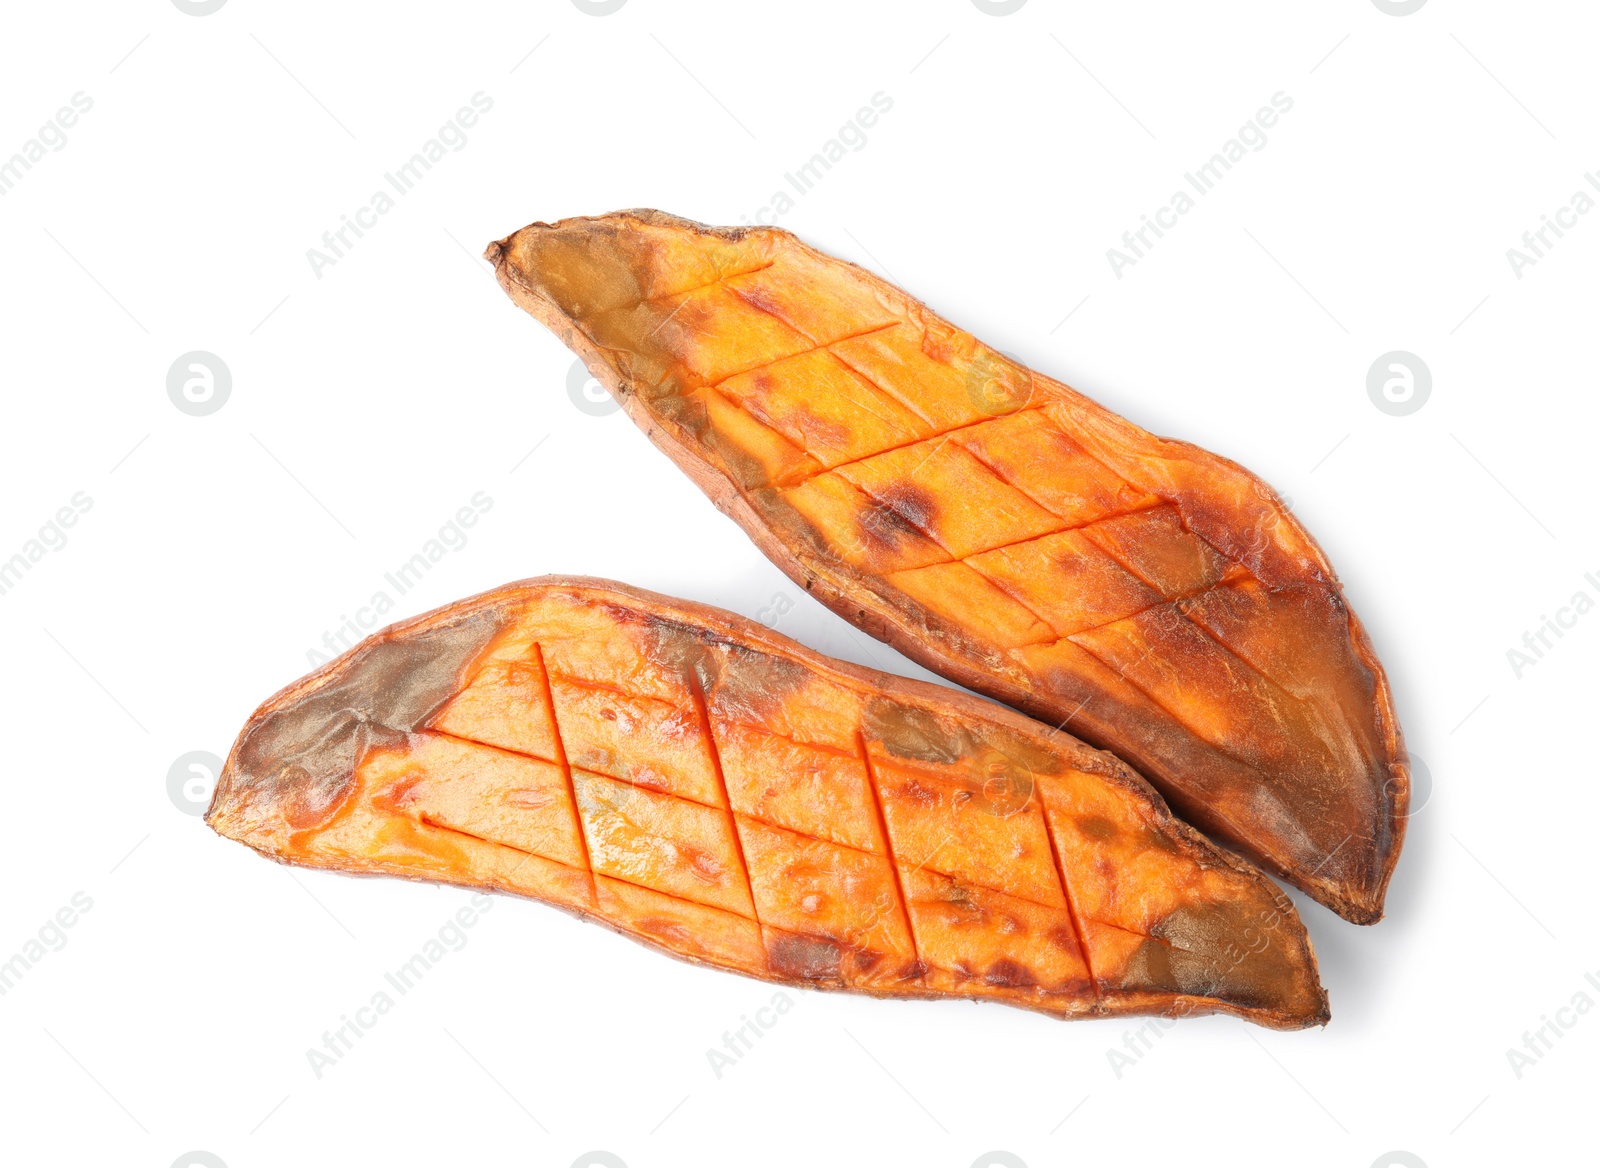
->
216, 605, 512, 831
858, 495, 934, 555
984, 958, 1040, 988
768, 932, 844, 982
1076, 815, 1117, 841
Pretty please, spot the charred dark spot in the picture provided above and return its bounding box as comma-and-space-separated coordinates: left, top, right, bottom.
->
1076, 815, 1118, 841
857, 497, 930, 554
877, 484, 937, 533
768, 933, 844, 982
1119, 901, 1301, 1010
984, 959, 1040, 989
852, 948, 884, 974
1047, 926, 1083, 956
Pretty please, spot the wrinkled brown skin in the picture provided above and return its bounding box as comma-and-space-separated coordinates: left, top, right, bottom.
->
208, 577, 1328, 1029
485, 210, 1407, 924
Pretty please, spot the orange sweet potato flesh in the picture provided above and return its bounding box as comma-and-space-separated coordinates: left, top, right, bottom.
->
485, 210, 1408, 924
207, 577, 1328, 1029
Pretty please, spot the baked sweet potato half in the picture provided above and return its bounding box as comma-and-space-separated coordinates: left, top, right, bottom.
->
486, 210, 1407, 924
208, 577, 1328, 1029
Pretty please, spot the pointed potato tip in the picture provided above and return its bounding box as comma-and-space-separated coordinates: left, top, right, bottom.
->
205, 595, 517, 859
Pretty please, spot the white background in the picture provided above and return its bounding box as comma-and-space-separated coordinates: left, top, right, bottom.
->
0, 2, 1593, 1166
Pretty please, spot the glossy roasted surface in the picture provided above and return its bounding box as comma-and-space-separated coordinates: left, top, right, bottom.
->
208, 577, 1328, 1029
487, 210, 1407, 924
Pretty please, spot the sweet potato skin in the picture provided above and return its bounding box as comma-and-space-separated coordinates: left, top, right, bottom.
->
485, 210, 1407, 925
208, 576, 1328, 1030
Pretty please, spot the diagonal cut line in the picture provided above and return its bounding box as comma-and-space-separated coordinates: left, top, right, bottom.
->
419, 814, 748, 921
693, 321, 900, 395
688, 673, 765, 942
1038, 788, 1098, 996
532, 642, 597, 903
786, 402, 1053, 491
857, 733, 924, 977
421, 723, 1067, 930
